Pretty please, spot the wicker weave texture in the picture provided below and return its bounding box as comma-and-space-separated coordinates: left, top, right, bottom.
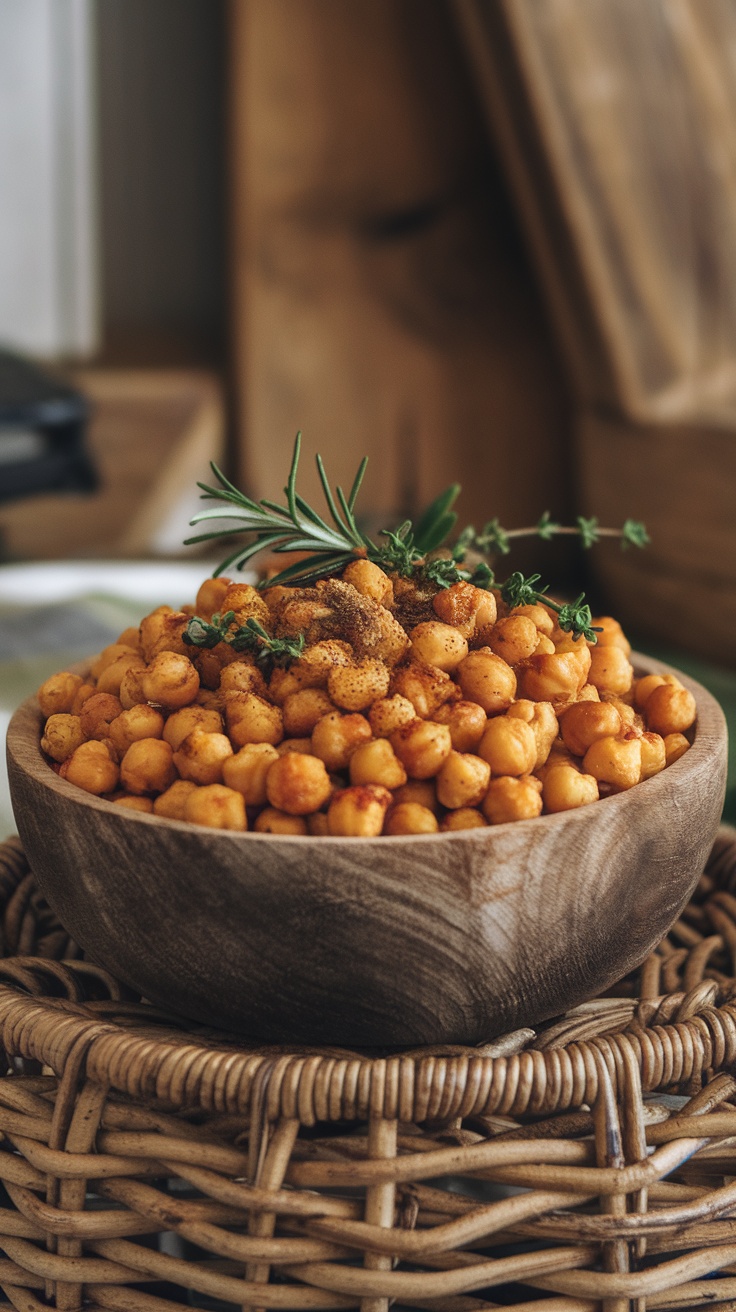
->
0, 833, 736, 1308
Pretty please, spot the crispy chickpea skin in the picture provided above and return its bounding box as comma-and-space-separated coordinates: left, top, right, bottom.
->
114, 795, 154, 813
583, 735, 642, 790
517, 651, 585, 703
218, 660, 267, 698
440, 808, 488, 831
644, 684, 697, 736
266, 752, 332, 815
369, 695, 416, 738
71, 682, 96, 715
139, 606, 175, 661
185, 784, 247, 831
384, 803, 439, 835
119, 667, 147, 710
141, 652, 200, 710
393, 780, 438, 811
37, 671, 84, 718
328, 658, 390, 711
664, 732, 691, 765
513, 604, 554, 637
391, 719, 452, 779
96, 652, 146, 696
559, 701, 623, 758
41, 714, 85, 763
456, 650, 516, 714
432, 581, 496, 637
173, 729, 234, 785
389, 662, 457, 717
349, 739, 407, 789
63, 740, 119, 795
153, 779, 199, 820
80, 693, 123, 741
587, 645, 634, 697
282, 688, 335, 737
436, 751, 491, 809
277, 737, 314, 755
432, 700, 487, 753
506, 700, 558, 769
109, 705, 166, 756
342, 559, 394, 606
225, 692, 284, 747
195, 576, 231, 618
590, 616, 631, 654
254, 808, 308, 835
162, 706, 223, 752
482, 776, 544, 824
120, 738, 176, 795
542, 764, 599, 813
311, 711, 372, 771
223, 743, 280, 805
640, 731, 666, 780
327, 785, 393, 836
486, 615, 538, 666
409, 622, 468, 672
478, 716, 536, 777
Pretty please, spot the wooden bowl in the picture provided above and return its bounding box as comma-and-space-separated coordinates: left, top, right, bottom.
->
6, 655, 728, 1047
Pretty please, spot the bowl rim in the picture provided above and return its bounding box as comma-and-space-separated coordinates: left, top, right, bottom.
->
6, 651, 728, 845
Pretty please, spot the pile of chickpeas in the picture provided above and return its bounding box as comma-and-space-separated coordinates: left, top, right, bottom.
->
36, 560, 697, 836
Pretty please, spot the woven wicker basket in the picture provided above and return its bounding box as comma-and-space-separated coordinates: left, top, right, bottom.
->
2, 832, 736, 1310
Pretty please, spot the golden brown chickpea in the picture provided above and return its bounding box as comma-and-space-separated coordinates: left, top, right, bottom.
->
162, 706, 222, 752
440, 808, 488, 831
384, 803, 439, 835
41, 713, 85, 763
311, 711, 372, 771
559, 701, 623, 758
432, 581, 496, 637
342, 559, 394, 606
282, 688, 335, 737
195, 576, 231, 619
118, 666, 147, 710
185, 784, 247, 831
120, 738, 176, 795
71, 682, 96, 715
92, 643, 139, 680
327, 785, 393, 836
368, 694, 416, 738
153, 779, 199, 820
486, 615, 539, 666
266, 752, 332, 815
644, 684, 697, 736
409, 622, 468, 672
542, 764, 599, 813
222, 742, 279, 804
141, 652, 200, 710
393, 780, 438, 811
389, 661, 457, 718
114, 795, 155, 813
220, 582, 271, 628
553, 635, 593, 682
115, 626, 141, 650
639, 731, 666, 780
517, 651, 584, 703
139, 606, 175, 661
587, 645, 634, 697
194, 642, 240, 691
225, 692, 284, 748
391, 719, 452, 779
535, 745, 580, 782
328, 658, 390, 711
80, 692, 123, 741
456, 650, 516, 714
306, 812, 330, 836
583, 735, 642, 791
477, 716, 536, 777
195, 688, 224, 713
482, 776, 544, 824
590, 616, 631, 654
293, 640, 353, 689
633, 673, 667, 710
267, 666, 304, 704
432, 700, 488, 753
218, 659, 268, 698
37, 671, 84, 718
506, 700, 559, 769
254, 808, 308, 835
96, 652, 146, 696
533, 633, 556, 655
349, 739, 407, 789
173, 729, 234, 785
63, 740, 119, 795
276, 737, 314, 755
601, 694, 640, 730
146, 612, 191, 660
436, 751, 491, 809
664, 732, 691, 766
512, 604, 555, 637
109, 705, 166, 756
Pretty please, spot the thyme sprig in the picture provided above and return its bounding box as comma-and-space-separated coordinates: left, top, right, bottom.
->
183, 611, 305, 666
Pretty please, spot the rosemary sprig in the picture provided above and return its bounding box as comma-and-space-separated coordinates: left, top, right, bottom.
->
183, 611, 305, 666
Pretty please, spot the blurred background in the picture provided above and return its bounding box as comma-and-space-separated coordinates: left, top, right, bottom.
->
1, 0, 735, 828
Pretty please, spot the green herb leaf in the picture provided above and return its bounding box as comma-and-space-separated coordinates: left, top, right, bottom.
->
536, 511, 560, 541
576, 516, 600, 549
621, 519, 650, 549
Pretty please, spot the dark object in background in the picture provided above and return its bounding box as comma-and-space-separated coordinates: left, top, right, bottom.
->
0, 350, 96, 505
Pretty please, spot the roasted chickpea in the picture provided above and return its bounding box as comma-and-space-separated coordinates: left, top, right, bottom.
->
384, 803, 439, 835
311, 711, 372, 771
185, 784, 247, 831
342, 559, 394, 606
559, 701, 623, 758
456, 650, 516, 713
195, 576, 231, 618
440, 808, 488, 831
602, 694, 640, 730
220, 582, 271, 627
369, 695, 416, 738
120, 738, 176, 795
409, 622, 468, 672
392, 780, 438, 811
327, 785, 393, 837
254, 808, 308, 835
349, 739, 407, 789
114, 795, 154, 813
63, 740, 119, 795
173, 729, 234, 785
517, 651, 584, 703
391, 719, 452, 779
282, 688, 335, 737
587, 645, 634, 697
146, 612, 190, 660
306, 812, 330, 836
590, 616, 631, 654
506, 700, 558, 769
37, 671, 84, 718
478, 716, 536, 777
436, 751, 491, 809
41, 713, 85, 763
162, 706, 222, 752
139, 606, 175, 661
91, 643, 137, 681
115, 626, 141, 650
225, 692, 284, 747
640, 731, 666, 780
664, 732, 691, 766
71, 682, 96, 715
513, 604, 554, 637
195, 642, 240, 691
482, 776, 544, 824
80, 693, 123, 740
583, 735, 642, 790
109, 705, 166, 755
118, 666, 147, 710
141, 652, 199, 709
276, 737, 314, 756
542, 764, 599, 813
222, 743, 279, 805
328, 659, 390, 711
486, 615, 538, 666
432, 581, 496, 637
634, 673, 667, 710
293, 640, 353, 688
533, 634, 556, 655
432, 699, 488, 753
153, 779, 199, 820
219, 659, 267, 698
96, 651, 146, 696
644, 684, 697, 736
266, 753, 332, 815
389, 661, 457, 717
